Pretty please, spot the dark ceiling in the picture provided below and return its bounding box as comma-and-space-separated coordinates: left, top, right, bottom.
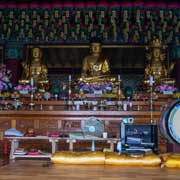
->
1, 0, 180, 4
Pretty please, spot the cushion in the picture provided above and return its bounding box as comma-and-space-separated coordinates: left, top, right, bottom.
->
160, 153, 180, 168
51, 151, 105, 165
105, 152, 161, 166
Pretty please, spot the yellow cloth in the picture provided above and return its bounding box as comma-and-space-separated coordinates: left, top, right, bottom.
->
51, 151, 161, 166
51, 151, 105, 165
105, 152, 161, 166
160, 153, 180, 168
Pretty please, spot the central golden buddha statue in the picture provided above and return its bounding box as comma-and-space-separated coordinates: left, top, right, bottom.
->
80, 42, 115, 83
19, 47, 49, 92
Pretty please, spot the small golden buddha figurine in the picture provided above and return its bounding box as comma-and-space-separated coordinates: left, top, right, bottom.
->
80, 41, 115, 83
19, 47, 49, 92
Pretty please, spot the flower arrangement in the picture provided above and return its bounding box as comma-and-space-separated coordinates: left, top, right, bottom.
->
77, 81, 115, 94
0, 64, 12, 92
156, 84, 177, 94
14, 84, 31, 94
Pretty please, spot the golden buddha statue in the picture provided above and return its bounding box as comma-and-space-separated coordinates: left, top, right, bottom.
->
19, 47, 49, 92
30, 47, 43, 80
80, 42, 115, 83
144, 38, 174, 85
19, 61, 30, 84
78, 41, 123, 97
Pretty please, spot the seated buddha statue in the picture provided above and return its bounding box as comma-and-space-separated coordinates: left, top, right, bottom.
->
144, 38, 175, 85
30, 47, 43, 80
80, 41, 115, 83
19, 47, 49, 92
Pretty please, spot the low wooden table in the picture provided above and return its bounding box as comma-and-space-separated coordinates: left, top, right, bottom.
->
5, 136, 120, 160
65, 137, 120, 151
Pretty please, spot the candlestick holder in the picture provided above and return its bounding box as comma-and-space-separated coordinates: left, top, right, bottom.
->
68, 74, 72, 111
117, 75, 122, 110
29, 86, 35, 110
149, 76, 154, 124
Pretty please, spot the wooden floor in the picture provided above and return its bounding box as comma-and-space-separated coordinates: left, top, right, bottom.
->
0, 160, 180, 180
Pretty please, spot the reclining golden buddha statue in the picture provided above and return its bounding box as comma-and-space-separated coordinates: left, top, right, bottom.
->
79, 41, 116, 83
19, 47, 49, 92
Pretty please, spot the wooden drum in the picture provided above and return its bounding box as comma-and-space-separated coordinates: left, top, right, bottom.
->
159, 99, 180, 144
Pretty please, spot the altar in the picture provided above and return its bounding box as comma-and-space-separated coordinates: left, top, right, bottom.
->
0, 39, 179, 157
0, 93, 175, 154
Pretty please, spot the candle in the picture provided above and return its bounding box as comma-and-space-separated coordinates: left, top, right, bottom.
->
30, 78, 34, 87
69, 74, 71, 81
118, 74, 121, 81
149, 76, 154, 86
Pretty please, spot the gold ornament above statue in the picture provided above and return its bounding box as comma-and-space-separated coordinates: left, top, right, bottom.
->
19, 47, 49, 92
79, 42, 116, 83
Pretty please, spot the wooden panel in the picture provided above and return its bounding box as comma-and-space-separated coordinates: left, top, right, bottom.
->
16, 120, 34, 132
34, 120, 40, 129
0, 120, 11, 131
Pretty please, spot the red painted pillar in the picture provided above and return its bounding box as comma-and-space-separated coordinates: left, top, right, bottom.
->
3, 139, 8, 155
